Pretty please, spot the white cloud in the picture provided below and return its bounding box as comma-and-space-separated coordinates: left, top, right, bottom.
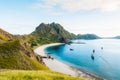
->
32, 0, 60, 9
48, 11, 64, 16
32, 0, 120, 12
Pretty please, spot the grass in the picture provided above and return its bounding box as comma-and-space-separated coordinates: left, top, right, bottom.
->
0, 70, 85, 80
0, 34, 8, 41
0, 40, 48, 70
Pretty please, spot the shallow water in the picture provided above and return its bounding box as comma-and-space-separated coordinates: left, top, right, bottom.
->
45, 39, 120, 80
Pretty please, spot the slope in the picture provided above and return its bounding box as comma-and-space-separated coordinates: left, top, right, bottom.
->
0, 28, 48, 70
28, 22, 76, 47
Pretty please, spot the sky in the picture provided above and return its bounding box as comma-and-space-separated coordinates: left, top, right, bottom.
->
0, 0, 120, 37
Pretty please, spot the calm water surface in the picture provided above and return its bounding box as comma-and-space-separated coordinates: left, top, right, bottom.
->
45, 39, 120, 80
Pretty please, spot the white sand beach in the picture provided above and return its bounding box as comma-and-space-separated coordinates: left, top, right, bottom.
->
34, 43, 96, 79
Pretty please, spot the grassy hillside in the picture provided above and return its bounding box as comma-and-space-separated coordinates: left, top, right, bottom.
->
0, 70, 85, 80
0, 28, 48, 70
0, 40, 48, 70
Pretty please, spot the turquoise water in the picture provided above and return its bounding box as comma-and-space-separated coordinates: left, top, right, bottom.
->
45, 39, 120, 80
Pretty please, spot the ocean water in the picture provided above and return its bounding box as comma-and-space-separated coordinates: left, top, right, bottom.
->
45, 39, 120, 80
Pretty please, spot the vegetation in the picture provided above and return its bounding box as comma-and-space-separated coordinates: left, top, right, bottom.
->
0, 34, 8, 41
77, 34, 101, 40
0, 28, 48, 70
26, 22, 76, 47
0, 40, 48, 70
0, 70, 85, 80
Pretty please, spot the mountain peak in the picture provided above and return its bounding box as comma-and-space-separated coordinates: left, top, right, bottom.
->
30, 22, 76, 44
35, 22, 64, 34
36, 22, 61, 29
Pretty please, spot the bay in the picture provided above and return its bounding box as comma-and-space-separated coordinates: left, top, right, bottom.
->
45, 39, 120, 80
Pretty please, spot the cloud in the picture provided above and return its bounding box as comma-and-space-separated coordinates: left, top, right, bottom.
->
48, 11, 64, 16
32, 0, 120, 12
32, 0, 60, 9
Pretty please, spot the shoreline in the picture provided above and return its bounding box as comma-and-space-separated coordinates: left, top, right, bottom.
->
34, 43, 99, 79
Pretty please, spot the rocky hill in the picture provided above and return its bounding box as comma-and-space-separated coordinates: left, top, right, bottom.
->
0, 28, 48, 70
27, 22, 76, 47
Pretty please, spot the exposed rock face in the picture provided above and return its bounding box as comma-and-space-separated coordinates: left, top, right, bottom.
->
36, 55, 44, 64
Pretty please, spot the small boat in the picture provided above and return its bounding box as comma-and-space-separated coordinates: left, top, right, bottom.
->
91, 53, 94, 60
101, 47, 103, 50
70, 48, 73, 51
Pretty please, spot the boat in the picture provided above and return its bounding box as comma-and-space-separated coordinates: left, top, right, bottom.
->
93, 49, 95, 53
91, 53, 94, 60
101, 47, 103, 50
70, 48, 74, 51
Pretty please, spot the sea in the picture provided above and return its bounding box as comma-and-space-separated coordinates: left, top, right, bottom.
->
45, 39, 120, 80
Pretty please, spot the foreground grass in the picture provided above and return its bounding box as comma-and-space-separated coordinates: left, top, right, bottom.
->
0, 70, 85, 80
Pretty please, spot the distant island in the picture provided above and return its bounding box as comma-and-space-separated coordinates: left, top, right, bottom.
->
77, 34, 101, 40
113, 36, 120, 39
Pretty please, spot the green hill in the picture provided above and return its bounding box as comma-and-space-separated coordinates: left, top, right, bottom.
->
0, 40, 48, 70
0, 28, 48, 70
27, 22, 76, 47
77, 34, 101, 40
